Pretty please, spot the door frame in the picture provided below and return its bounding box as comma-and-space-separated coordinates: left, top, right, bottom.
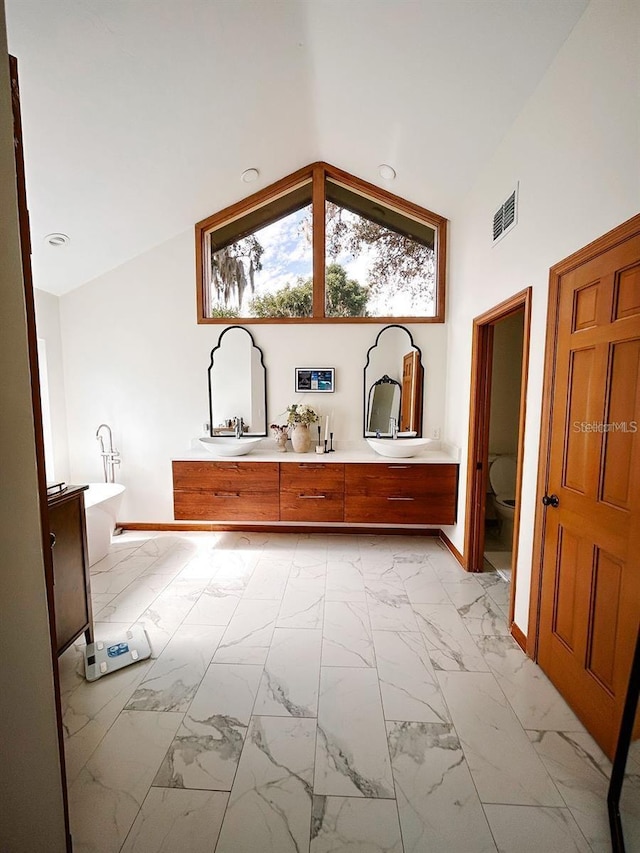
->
464, 288, 532, 633
527, 213, 640, 659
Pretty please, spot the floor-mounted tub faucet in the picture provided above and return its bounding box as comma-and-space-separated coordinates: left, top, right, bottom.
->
96, 423, 121, 483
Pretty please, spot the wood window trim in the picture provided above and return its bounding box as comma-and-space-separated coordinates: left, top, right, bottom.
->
195, 161, 447, 324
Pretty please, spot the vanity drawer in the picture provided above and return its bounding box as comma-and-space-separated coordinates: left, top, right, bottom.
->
280, 462, 344, 491
172, 461, 279, 493
280, 463, 344, 522
345, 463, 458, 524
173, 490, 279, 521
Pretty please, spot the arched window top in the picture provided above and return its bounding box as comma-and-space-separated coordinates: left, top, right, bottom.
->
196, 162, 447, 324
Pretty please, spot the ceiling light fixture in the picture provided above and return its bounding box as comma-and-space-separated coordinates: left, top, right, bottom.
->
378, 164, 396, 181
240, 168, 260, 184
44, 232, 70, 247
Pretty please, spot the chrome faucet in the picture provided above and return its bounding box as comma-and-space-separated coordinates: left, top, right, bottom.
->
234, 417, 244, 439
389, 417, 398, 439
96, 423, 121, 483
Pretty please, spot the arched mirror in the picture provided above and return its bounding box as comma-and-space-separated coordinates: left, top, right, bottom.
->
363, 324, 424, 437
208, 326, 267, 436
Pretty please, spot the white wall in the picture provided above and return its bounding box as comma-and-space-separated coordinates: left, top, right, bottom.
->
34, 288, 70, 482
56, 229, 448, 522
0, 7, 67, 848
444, 0, 640, 632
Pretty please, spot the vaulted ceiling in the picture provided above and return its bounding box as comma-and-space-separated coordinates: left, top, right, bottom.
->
6, 0, 589, 295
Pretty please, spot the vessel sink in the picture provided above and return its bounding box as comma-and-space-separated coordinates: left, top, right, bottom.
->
199, 436, 264, 457
366, 436, 435, 458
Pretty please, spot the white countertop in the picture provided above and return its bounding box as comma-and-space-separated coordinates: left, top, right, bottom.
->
173, 440, 460, 465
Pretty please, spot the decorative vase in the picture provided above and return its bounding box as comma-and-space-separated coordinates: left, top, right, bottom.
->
291, 423, 311, 453
274, 432, 288, 452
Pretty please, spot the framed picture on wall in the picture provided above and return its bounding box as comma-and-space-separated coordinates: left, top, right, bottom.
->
295, 368, 335, 393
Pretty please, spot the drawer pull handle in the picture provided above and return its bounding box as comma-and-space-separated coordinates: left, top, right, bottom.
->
214, 492, 240, 498
387, 496, 415, 501
298, 494, 326, 499
388, 465, 410, 469
297, 464, 324, 469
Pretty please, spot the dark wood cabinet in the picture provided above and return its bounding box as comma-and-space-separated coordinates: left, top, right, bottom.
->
173, 460, 279, 521
280, 462, 345, 522
345, 463, 458, 525
173, 458, 458, 527
47, 485, 93, 655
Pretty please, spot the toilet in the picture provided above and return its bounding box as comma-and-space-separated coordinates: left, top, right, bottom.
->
489, 455, 517, 545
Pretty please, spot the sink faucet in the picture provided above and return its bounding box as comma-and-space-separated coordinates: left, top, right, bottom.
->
389, 417, 398, 439
234, 417, 244, 439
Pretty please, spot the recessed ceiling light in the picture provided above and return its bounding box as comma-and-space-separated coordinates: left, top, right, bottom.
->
241, 168, 260, 184
378, 164, 396, 181
44, 233, 70, 247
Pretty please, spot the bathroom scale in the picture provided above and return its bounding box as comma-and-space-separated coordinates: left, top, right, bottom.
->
84, 624, 152, 682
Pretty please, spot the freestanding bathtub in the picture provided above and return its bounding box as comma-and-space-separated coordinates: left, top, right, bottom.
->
84, 483, 125, 566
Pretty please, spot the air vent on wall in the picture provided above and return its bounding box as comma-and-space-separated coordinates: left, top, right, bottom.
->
492, 184, 519, 244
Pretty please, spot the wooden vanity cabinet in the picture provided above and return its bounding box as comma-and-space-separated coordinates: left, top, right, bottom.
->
345, 463, 458, 525
172, 460, 279, 521
47, 485, 93, 655
280, 462, 345, 521
173, 459, 458, 526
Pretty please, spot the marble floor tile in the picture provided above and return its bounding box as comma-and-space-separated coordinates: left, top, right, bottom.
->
175, 553, 219, 581
125, 624, 224, 712
315, 666, 394, 798
89, 553, 159, 595
215, 716, 316, 853
366, 579, 419, 631
254, 628, 322, 717
93, 573, 172, 623
387, 721, 496, 853
402, 568, 450, 605
443, 579, 510, 636
182, 581, 242, 626
91, 592, 117, 610
438, 671, 564, 806
325, 559, 365, 602
322, 601, 375, 667
68, 710, 182, 853
477, 636, 586, 731
120, 788, 228, 853
483, 804, 591, 852
212, 598, 280, 664
310, 795, 403, 853
277, 578, 325, 629
413, 602, 490, 672
373, 631, 450, 723
154, 662, 263, 791
529, 730, 640, 851
242, 559, 290, 599
63, 656, 154, 783
290, 552, 327, 580
139, 579, 209, 657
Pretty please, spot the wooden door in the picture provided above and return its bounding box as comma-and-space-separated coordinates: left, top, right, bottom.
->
401, 350, 423, 433
537, 223, 640, 757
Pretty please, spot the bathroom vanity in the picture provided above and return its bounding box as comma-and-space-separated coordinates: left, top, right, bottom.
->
172, 450, 458, 528
47, 485, 94, 654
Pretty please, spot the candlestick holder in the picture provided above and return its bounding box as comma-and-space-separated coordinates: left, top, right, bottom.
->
317, 425, 322, 448
329, 432, 335, 452
324, 439, 328, 453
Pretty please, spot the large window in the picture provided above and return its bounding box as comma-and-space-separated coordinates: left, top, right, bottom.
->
196, 163, 447, 323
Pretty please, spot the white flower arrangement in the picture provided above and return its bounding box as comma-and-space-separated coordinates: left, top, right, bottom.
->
286, 403, 319, 426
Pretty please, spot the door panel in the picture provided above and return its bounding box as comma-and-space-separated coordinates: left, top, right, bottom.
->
538, 230, 640, 758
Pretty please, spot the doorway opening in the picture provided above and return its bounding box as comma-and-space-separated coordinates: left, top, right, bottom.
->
464, 288, 531, 636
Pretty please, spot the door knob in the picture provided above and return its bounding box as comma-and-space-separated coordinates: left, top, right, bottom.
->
542, 493, 560, 508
